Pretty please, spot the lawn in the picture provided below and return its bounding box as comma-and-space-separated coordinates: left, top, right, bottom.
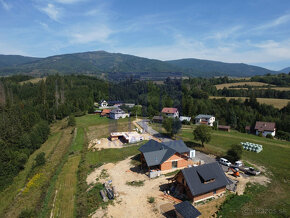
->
178, 127, 290, 216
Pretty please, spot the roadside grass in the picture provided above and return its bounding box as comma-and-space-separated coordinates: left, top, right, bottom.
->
178, 127, 290, 217
1, 127, 73, 218
209, 96, 289, 109
49, 155, 81, 218
0, 131, 62, 216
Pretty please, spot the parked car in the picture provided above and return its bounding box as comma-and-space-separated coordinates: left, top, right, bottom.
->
219, 158, 232, 167
246, 167, 261, 176
234, 161, 243, 167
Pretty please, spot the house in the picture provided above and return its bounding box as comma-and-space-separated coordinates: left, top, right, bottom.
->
254, 121, 276, 137
152, 116, 163, 123
100, 109, 111, 117
162, 107, 179, 118
139, 140, 195, 172
194, 114, 215, 126
173, 162, 231, 202
110, 131, 144, 143
174, 201, 201, 218
100, 100, 108, 108
109, 108, 130, 120
180, 116, 191, 122
218, 125, 230, 132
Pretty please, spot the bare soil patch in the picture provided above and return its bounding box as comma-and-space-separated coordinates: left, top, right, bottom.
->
89, 157, 174, 218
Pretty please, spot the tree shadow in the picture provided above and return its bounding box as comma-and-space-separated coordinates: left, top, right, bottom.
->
184, 141, 203, 148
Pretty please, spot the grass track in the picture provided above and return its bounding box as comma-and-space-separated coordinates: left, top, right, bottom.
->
50, 155, 81, 218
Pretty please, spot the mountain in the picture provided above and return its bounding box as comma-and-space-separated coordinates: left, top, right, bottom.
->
166, 58, 276, 77
0, 51, 277, 79
0, 55, 41, 68
280, 67, 290, 73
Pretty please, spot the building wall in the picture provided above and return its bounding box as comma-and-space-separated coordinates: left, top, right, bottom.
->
193, 187, 226, 202
160, 153, 189, 171
256, 130, 275, 137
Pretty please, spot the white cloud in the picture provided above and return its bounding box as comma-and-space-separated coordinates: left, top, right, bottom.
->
255, 14, 290, 30
114, 33, 290, 69
54, 0, 87, 4
69, 25, 113, 44
39, 4, 61, 21
0, 0, 11, 11
0, 42, 28, 56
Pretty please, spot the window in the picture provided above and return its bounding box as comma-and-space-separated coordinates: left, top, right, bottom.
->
172, 161, 178, 169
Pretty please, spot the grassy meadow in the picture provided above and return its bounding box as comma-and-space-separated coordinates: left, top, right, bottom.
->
209, 96, 290, 109
215, 81, 273, 89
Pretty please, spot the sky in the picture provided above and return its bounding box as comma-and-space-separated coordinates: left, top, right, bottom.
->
0, 0, 290, 70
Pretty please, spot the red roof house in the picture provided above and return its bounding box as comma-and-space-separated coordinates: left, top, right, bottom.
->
254, 121, 276, 137
161, 107, 179, 118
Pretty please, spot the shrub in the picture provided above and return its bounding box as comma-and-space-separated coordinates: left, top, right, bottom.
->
19, 209, 36, 218
68, 115, 76, 126
33, 152, 46, 168
266, 134, 273, 139
258, 132, 263, 137
148, 197, 155, 203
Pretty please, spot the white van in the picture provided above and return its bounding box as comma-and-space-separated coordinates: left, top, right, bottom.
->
234, 161, 243, 167
219, 158, 232, 167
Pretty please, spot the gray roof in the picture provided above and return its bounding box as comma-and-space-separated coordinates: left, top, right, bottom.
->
174, 201, 201, 218
110, 108, 126, 114
195, 114, 214, 119
181, 162, 231, 196
143, 149, 175, 167
162, 140, 190, 153
138, 139, 190, 167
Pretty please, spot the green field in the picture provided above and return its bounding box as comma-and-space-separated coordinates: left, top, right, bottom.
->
178, 126, 290, 216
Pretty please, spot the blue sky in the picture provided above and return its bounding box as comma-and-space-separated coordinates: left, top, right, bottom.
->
0, 0, 290, 70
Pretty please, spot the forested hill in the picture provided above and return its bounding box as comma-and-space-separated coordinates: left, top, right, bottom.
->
0, 55, 41, 68
166, 58, 275, 77
280, 67, 290, 73
0, 51, 277, 78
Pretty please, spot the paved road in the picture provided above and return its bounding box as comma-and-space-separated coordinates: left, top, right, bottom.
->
137, 120, 172, 142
